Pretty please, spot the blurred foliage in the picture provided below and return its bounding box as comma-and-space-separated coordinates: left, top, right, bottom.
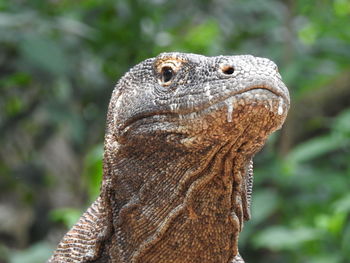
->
0, 0, 349, 262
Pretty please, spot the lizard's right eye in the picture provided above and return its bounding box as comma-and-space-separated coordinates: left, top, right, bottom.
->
161, 67, 174, 84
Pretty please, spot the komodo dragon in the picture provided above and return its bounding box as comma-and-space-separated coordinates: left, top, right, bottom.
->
48, 52, 290, 263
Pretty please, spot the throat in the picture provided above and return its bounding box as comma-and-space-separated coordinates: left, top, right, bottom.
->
109, 140, 249, 262
139, 169, 241, 263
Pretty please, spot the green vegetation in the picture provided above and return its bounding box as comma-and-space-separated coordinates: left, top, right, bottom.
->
1, 0, 349, 262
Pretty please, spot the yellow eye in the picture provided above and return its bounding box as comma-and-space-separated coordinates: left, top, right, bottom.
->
155, 58, 182, 86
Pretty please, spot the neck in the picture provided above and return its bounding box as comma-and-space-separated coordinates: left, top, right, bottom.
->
103, 135, 251, 263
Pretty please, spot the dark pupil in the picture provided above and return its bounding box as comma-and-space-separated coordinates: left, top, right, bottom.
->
162, 67, 173, 82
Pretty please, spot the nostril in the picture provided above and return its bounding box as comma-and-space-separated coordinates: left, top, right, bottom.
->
221, 66, 235, 75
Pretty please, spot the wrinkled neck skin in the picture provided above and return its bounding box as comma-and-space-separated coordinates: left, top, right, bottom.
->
101, 110, 274, 263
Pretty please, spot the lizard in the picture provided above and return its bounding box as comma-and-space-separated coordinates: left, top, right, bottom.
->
48, 52, 290, 263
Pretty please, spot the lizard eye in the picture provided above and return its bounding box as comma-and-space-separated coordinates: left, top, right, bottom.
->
221, 65, 235, 75
161, 66, 174, 84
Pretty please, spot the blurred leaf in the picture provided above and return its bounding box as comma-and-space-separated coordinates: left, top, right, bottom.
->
286, 108, 350, 165
50, 208, 81, 228
307, 255, 341, 263
5, 96, 22, 115
172, 19, 220, 54
253, 226, 320, 251
0, 72, 31, 87
0, 12, 30, 27
334, 108, 350, 135
333, 194, 350, 214
298, 22, 318, 45
9, 242, 53, 263
251, 189, 279, 224
333, 0, 350, 17
341, 223, 350, 258
286, 135, 345, 164
315, 213, 347, 236
83, 144, 103, 201
19, 35, 70, 75
56, 17, 95, 38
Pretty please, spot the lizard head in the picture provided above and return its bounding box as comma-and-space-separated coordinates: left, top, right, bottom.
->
108, 52, 289, 151
105, 51, 290, 218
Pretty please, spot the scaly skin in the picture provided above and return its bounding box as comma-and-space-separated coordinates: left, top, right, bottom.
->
49, 52, 290, 263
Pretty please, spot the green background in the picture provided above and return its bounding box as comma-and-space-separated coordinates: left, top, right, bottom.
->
1, 0, 350, 262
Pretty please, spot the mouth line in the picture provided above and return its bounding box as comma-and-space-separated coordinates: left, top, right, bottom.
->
178, 84, 287, 117
120, 85, 287, 132
186, 87, 285, 123
238, 85, 286, 100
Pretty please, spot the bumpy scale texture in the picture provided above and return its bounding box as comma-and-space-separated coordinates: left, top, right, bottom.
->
48, 52, 290, 263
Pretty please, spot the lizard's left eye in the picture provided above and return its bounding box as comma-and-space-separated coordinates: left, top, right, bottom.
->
161, 67, 174, 83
